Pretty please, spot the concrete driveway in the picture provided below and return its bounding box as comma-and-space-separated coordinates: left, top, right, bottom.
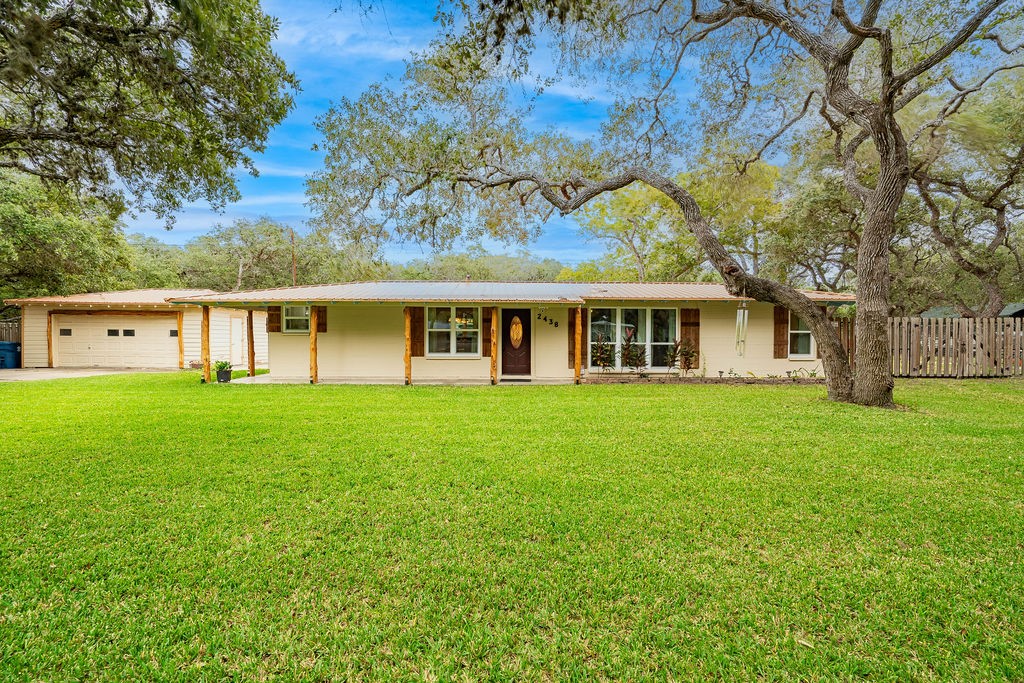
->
0, 368, 174, 382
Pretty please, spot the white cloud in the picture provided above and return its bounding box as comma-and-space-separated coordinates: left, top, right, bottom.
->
268, 1, 428, 64
231, 192, 309, 208
254, 162, 314, 178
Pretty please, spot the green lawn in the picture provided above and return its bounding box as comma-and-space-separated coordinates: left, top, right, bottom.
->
1, 374, 1022, 680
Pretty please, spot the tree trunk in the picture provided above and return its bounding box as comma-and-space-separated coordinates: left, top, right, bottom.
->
852, 143, 906, 407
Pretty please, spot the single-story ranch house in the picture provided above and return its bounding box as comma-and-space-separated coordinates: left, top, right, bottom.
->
169, 282, 855, 384
6, 289, 268, 372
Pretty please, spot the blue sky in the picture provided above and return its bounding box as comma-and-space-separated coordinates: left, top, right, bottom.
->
127, 0, 610, 265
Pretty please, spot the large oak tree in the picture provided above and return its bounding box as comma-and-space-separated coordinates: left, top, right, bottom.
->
309, 0, 1022, 406
0, 0, 296, 220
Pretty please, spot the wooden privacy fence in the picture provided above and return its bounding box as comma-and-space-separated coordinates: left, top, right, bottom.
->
888, 317, 1024, 378
0, 319, 19, 343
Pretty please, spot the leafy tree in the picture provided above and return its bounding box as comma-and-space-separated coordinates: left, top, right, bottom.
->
309, 0, 1020, 405
910, 75, 1024, 317
0, 0, 296, 221
684, 160, 783, 278
180, 218, 308, 291
555, 257, 645, 282
0, 173, 132, 313
392, 248, 563, 281
574, 184, 674, 281
123, 235, 185, 289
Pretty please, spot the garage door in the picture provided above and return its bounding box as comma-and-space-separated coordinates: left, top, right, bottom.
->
55, 315, 179, 368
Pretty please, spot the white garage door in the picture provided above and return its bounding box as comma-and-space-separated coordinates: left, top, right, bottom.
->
55, 315, 179, 368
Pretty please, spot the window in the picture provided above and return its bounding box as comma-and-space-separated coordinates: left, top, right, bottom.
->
589, 307, 677, 369
107, 329, 119, 337
169, 329, 178, 337
283, 305, 310, 333
427, 306, 479, 356
651, 309, 677, 367
789, 313, 814, 357
59, 328, 72, 337
122, 329, 135, 337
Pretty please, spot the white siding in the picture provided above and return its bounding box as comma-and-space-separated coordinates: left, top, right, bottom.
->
583, 300, 825, 378
16, 302, 269, 371
263, 301, 830, 384
20, 304, 49, 368
530, 306, 574, 381
182, 308, 202, 367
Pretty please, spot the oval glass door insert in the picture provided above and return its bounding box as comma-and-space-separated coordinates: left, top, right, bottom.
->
509, 316, 523, 349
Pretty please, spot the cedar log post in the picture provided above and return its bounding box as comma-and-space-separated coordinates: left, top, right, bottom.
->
574, 305, 582, 384
309, 305, 319, 384
404, 306, 412, 385
200, 305, 211, 383
177, 311, 184, 369
490, 306, 498, 385
246, 310, 256, 377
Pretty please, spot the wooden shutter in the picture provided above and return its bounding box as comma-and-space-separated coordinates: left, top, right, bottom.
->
315, 306, 327, 333
266, 306, 281, 333
773, 305, 789, 358
482, 307, 493, 357
579, 308, 589, 367
679, 308, 700, 359
410, 307, 425, 357
567, 308, 576, 368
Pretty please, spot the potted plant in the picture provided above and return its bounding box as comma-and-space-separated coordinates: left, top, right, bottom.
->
213, 360, 232, 383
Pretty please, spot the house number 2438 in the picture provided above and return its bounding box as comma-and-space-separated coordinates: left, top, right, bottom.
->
537, 313, 559, 328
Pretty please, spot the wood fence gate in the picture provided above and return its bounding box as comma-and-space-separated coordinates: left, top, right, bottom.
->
0, 319, 19, 343
888, 317, 1024, 378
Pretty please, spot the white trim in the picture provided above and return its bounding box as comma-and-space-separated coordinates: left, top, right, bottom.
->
787, 310, 816, 359
425, 305, 482, 358
282, 305, 311, 334
587, 306, 678, 370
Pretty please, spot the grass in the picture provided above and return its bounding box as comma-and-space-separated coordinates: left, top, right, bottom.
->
1, 374, 1022, 681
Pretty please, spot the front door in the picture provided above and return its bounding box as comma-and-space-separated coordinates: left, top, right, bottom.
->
501, 308, 531, 376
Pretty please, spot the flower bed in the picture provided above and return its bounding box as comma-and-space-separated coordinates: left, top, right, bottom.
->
583, 374, 826, 385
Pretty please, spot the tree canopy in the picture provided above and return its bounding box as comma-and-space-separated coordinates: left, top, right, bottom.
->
0, 0, 297, 220
0, 172, 132, 310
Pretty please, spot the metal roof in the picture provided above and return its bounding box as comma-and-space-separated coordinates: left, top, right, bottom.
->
5, 288, 216, 306
1000, 302, 1024, 317
165, 281, 856, 305
922, 303, 1024, 318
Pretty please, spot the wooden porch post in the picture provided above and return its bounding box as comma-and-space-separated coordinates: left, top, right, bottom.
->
176, 310, 184, 369
46, 310, 53, 368
574, 305, 582, 384
201, 305, 211, 383
246, 309, 256, 377
403, 306, 412, 385
309, 305, 319, 384
490, 306, 499, 385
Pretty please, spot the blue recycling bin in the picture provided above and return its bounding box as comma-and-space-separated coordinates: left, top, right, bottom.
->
0, 341, 21, 369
